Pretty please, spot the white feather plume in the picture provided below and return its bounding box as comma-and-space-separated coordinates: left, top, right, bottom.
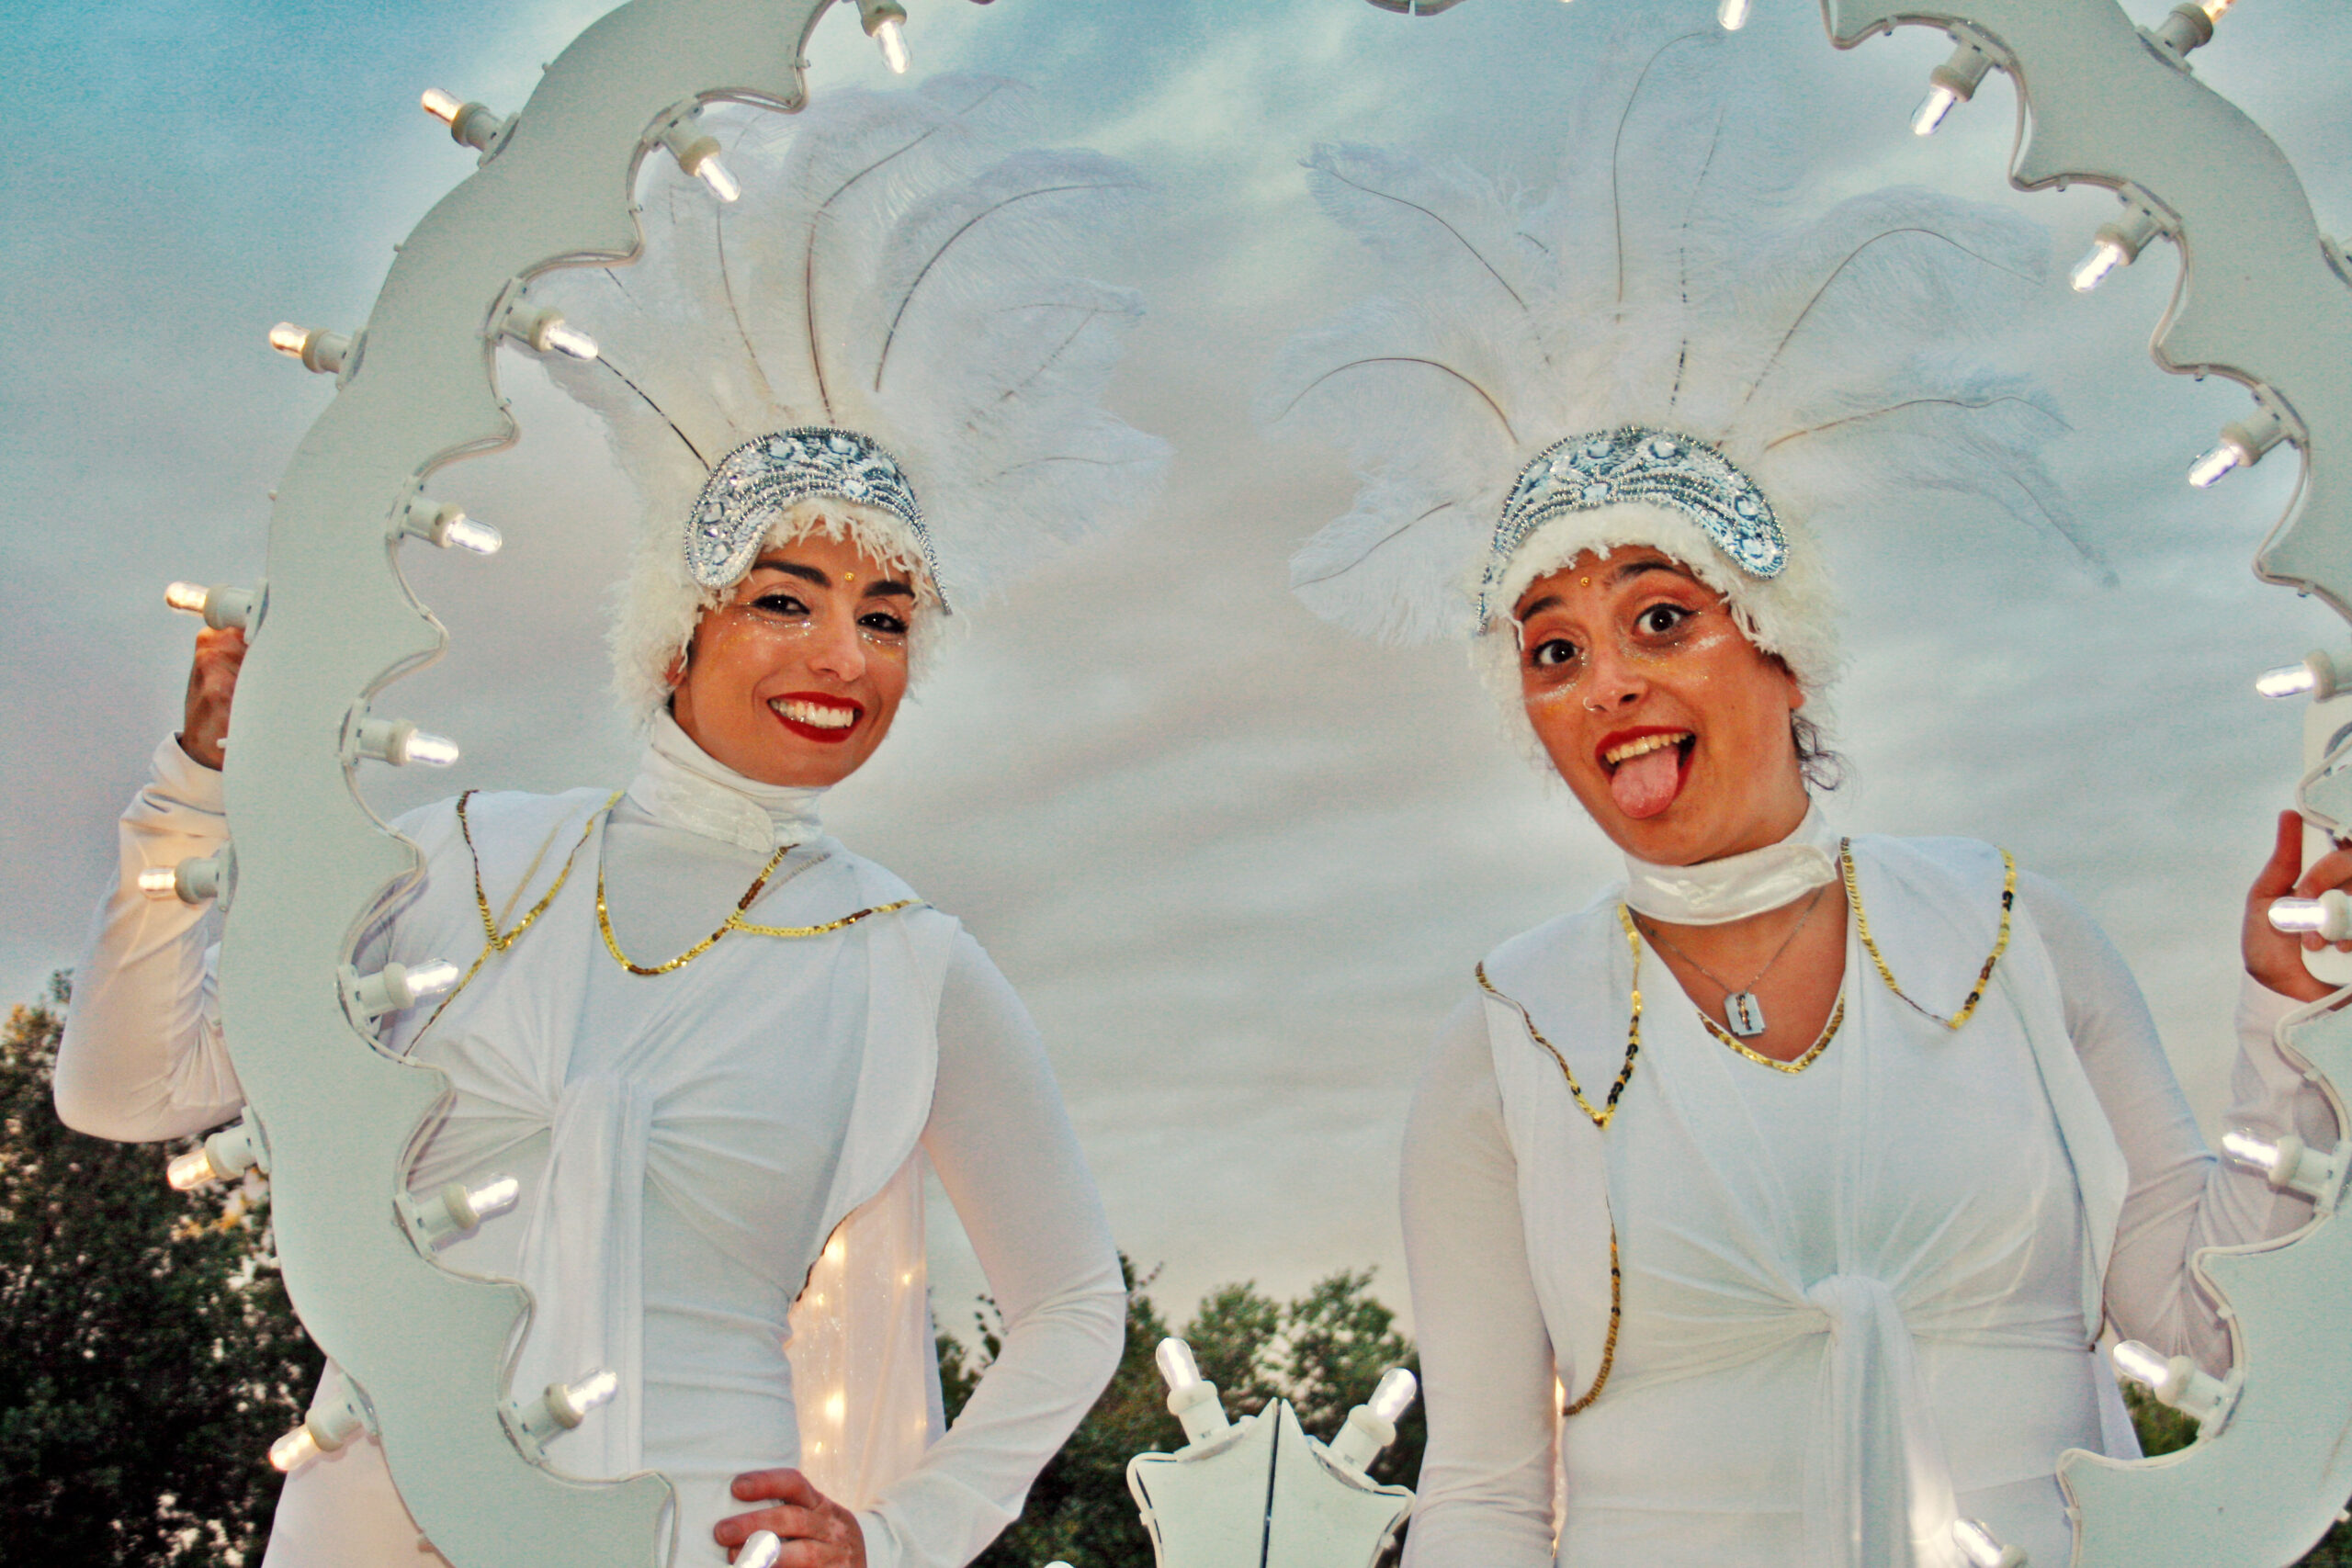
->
533, 76, 1169, 713
1259, 27, 2087, 698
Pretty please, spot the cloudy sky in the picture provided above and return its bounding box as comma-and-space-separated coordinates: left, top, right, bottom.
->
5, 0, 2349, 1331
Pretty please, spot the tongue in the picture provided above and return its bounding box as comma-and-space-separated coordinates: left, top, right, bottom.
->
1611, 745, 1683, 819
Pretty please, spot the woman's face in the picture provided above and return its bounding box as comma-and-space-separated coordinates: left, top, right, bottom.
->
669, 531, 917, 788
1514, 546, 1809, 865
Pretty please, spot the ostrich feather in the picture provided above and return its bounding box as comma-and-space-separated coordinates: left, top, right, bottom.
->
1260, 24, 2084, 688
534, 77, 1168, 711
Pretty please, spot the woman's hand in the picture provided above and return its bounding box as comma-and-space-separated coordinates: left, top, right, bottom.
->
178, 626, 246, 771
2245, 809, 2352, 1003
713, 1469, 865, 1567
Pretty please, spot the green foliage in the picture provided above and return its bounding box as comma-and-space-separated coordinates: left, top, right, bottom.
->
944, 1258, 1424, 1568
0, 977, 322, 1565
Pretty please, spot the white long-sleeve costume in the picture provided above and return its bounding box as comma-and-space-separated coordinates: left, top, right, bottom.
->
1399, 830, 2330, 1568
58, 719, 1125, 1568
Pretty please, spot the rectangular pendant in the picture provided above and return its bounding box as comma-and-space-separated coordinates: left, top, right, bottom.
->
1725, 991, 1767, 1037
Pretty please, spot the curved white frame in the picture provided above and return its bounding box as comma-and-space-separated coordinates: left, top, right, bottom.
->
1815, 8, 2352, 1562
208, 3, 838, 1563
1349, 0, 2352, 1562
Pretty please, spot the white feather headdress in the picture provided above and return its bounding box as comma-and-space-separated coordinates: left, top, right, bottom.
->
536, 77, 1169, 714
1259, 29, 2087, 705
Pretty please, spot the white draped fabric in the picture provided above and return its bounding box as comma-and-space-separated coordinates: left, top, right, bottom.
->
57, 727, 1125, 1568
1400, 831, 2327, 1568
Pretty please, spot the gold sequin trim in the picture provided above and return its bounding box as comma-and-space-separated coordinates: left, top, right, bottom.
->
413, 790, 619, 1035
1474, 908, 1645, 1132
595, 837, 926, 976
1562, 1230, 1621, 1417
1842, 838, 2014, 1032
1698, 992, 1847, 1074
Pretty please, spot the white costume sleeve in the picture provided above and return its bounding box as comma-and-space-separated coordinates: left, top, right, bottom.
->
54, 736, 243, 1142
2017, 874, 2327, 1371
1397, 999, 1560, 1568
856, 931, 1126, 1568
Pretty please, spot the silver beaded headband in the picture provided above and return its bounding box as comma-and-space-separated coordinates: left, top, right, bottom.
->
684, 428, 944, 601
1477, 426, 1784, 622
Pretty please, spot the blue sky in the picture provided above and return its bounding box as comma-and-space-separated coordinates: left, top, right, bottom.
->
5, 0, 2348, 1322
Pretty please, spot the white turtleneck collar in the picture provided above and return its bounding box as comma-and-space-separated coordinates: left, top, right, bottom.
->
1622, 802, 1838, 926
626, 708, 828, 854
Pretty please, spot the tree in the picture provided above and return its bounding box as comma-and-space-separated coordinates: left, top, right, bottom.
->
0, 976, 322, 1565
943, 1261, 1424, 1568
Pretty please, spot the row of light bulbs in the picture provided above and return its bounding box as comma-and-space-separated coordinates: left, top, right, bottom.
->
1900, 0, 2307, 497
1151, 1335, 1419, 1478
224, 4, 906, 1525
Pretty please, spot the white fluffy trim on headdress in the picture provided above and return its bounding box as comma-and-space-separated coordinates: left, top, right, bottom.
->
1260, 22, 2088, 706
534, 76, 1169, 715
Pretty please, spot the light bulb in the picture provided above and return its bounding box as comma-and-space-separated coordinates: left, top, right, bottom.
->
405, 1173, 520, 1247
2267, 890, 2352, 940
2200, 0, 2235, 17
1911, 84, 1960, 137
2112, 1338, 2172, 1391
1368, 1367, 1419, 1425
268, 1426, 321, 1472
267, 322, 350, 375
138, 866, 181, 898
1155, 1337, 1203, 1392
420, 88, 505, 152
345, 958, 463, 1021
876, 17, 910, 73
401, 731, 462, 768
2191, 405, 2290, 489
737, 1534, 784, 1568
167, 1146, 225, 1190
441, 513, 501, 554
2188, 439, 2245, 488
395, 495, 503, 555
542, 321, 597, 360
164, 581, 209, 615
2256, 660, 2321, 698
2222, 1128, 2282, 1171
696, 154, 741, 203
1951, 1517, 2023, 1568
2071, 237, 2127, 293
269, 1386, 368, 1472
166, 1117, 265, 1190
1715, 0, 1750, 29
501, 304, 597, 361
556, 1370, 619, 1424
351, 715, 460, 769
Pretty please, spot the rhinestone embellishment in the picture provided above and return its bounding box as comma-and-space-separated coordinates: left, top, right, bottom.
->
1479, 425, 1783, 621
682, 428, 941, 599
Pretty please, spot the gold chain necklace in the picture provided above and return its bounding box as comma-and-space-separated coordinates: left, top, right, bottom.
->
595, 831, 821, 977
1841, 838, 2015, 1031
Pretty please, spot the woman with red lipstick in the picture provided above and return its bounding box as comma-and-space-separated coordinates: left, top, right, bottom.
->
56, 83, 1163, 1568
1264, 38, 2341, 1568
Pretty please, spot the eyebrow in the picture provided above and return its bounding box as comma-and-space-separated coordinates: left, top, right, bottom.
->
1514, 558, 1690, 622
749, 557, 918, 601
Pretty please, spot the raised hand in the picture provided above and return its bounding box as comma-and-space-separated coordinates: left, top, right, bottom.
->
179, 626, 246, 771
2244, 809, 2352, 1003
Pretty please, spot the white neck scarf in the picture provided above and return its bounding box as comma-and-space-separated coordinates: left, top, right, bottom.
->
628, 708, 828, 853
1622, 803, 1838, 926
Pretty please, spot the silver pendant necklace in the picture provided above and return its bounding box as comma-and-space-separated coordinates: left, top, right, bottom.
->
1634, 883, 1830, 1038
